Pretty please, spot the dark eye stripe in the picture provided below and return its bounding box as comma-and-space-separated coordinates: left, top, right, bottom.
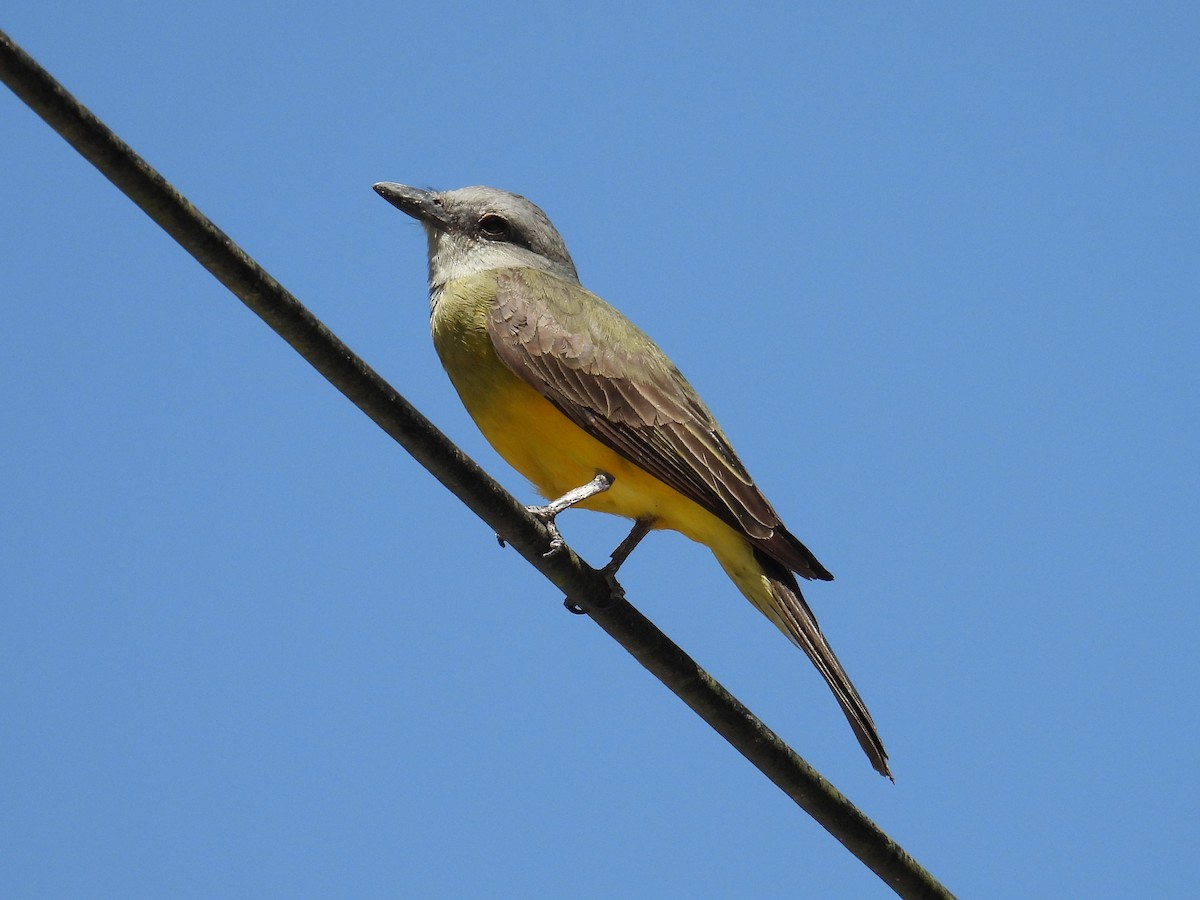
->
478, 214, 510, 240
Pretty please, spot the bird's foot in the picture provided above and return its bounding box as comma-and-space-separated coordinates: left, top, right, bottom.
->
563, 567, 626, 615
561, 518, 652, 615
525, 472, 615, 558
525, 505, 567, 558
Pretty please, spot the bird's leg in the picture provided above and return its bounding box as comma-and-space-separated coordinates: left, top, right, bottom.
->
563, 517, 654, 616
526, 471, 614, 557
602, 517, 654, 576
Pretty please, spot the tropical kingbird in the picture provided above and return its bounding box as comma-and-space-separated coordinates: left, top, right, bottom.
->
374, 183, 890, 778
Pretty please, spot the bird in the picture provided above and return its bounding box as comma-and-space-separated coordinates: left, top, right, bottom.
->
374, 183, 890, 777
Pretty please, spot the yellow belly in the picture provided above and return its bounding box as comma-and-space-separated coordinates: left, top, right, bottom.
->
470, 369, 683, 521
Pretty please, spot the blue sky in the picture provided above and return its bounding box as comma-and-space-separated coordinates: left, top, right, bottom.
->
3, 4, 1197, 897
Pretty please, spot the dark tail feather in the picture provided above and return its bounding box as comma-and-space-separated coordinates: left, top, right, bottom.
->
753, 549, 891, 779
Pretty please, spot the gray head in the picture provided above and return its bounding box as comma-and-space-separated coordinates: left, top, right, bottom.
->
373, 184, 580, 297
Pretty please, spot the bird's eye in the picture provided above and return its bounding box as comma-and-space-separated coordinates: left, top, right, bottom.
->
478, 214, 511, 241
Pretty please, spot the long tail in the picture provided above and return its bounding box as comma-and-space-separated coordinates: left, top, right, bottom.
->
717, 542, 891, 778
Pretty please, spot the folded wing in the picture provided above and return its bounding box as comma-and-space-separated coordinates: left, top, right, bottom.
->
486, 268, 832, 581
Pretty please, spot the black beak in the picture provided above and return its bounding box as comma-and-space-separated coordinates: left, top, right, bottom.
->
373, 183, 452, 231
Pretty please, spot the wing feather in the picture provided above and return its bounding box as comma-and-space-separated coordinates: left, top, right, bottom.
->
487, 268, 832, 581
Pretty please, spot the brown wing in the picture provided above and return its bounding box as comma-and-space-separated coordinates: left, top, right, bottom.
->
486, 268, 832, 581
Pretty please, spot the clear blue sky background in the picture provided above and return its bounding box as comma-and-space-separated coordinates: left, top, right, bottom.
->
3, 4, 1197, 897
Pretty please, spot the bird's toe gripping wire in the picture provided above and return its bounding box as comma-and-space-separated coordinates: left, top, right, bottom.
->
563, 516, 654, 615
